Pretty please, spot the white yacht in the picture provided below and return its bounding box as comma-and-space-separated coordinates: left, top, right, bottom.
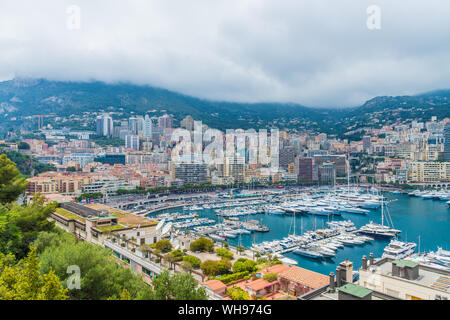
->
382, 239, 417, 259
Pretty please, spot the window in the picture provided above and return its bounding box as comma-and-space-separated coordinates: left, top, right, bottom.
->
142, 267, 152, 277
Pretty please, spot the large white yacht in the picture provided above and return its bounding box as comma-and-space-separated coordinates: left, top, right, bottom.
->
382, 239, 417, 259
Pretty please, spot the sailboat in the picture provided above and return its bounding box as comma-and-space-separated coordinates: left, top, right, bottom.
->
358, 195, 401, 239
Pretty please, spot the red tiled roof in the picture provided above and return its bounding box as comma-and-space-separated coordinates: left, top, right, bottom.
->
246, 278, 276, 291
279, 266, 329, 289
202, 279, 226, 292
266, 264, 290, 275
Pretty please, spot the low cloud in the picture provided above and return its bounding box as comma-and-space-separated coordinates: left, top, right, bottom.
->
1, 0, 450, 107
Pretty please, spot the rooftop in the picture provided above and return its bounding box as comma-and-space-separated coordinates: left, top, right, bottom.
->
279, 266, 329, 289
338, 283, 372, 298
369, 259, 450, 293
264, 264, 290, 275
392, 259, 418, 268
202, 279, 226, 292
246, 278, 276, 291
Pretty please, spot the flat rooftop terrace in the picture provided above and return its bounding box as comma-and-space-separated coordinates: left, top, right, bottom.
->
372, 260, 450, 293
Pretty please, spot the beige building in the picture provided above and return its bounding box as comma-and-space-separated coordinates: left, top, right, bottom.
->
224, 155, 245, 184
26, 173, 93, 195
408, 161, 450, 182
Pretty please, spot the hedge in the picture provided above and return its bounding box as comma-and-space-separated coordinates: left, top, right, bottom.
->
218, 271, 249, 284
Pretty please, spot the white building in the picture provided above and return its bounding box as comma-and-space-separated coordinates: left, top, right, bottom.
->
96, 115, 114, 137
125, 134, 140, 151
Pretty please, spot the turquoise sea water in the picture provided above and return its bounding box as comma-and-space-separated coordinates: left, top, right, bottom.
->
149, 192, 450, 276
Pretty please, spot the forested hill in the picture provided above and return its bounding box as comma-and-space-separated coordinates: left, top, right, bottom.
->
0, 78, 448, 134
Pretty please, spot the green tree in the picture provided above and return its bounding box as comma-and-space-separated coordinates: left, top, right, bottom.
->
0, 195, 56, 259
200, 259, 231, 276
190, 237, 214, 252
36, 231, 152, 300
232, 258, 257, 273
17, 142, 30, 150
154, 239, 172, 253
182, 255, 201, 269
148, 269, 207, 300
215, 248, 233, 260
0, 154, 28, 204
0, 247, 68, 300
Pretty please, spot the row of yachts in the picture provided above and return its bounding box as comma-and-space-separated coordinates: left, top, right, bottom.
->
210, 192, 384, 217
252, 220, 376, 259
172, 217, 216, 229
408, 190, 450, 201
382, 240, 450, 272
183, 199, 267, 211
263, 192, 383, 217
192, 219, 270, 241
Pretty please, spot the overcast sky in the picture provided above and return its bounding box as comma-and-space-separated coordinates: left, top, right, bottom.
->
1, 0, 450, 107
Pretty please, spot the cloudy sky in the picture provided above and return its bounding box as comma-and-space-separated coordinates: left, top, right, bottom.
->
1, 0, 450, 107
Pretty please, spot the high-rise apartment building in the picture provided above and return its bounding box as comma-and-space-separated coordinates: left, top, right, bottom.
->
180, 115, 195, 131
444, 123, 450, 162
128, 117, 144, 135
143, 115, 153, 138
158, 114, 174, 132
96, 115, 113, 137
173, 162, 208, 185
296, 157, 318, 182
224, 155, 245, 184
279, 146, 295, 170
125, 134, 140, 151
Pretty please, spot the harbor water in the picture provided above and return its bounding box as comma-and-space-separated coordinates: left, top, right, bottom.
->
149, 192, 450, 276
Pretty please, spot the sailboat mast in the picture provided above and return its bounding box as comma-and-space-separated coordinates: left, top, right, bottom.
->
418, 235, 421, 255
347, 157, 350, 195
381, 195, 384, 226
293, 211, 296, 236
301, 215, 303, 235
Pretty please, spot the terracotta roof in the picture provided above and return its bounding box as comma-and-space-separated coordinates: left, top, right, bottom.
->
266, 264, 290, 275
202, 279, 226, 292
279, 266, 329, 289
246, 278, 275, 291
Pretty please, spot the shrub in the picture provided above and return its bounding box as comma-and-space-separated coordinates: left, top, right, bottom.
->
190, 237, 214, 252
200, 259, 231, 276
226, 286, 250, 300
218, 271, 249, 284
215, 248, 233, 260
166, 250, 183, 262
170, 249, 184, 257
183, 255, 201, 269
256, 258, 268, 265
155, 239, 172, 253
262, 273, 278, 282
232, 258, 257, 273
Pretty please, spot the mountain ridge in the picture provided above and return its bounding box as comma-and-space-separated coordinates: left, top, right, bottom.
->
0, 78, 448, 134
